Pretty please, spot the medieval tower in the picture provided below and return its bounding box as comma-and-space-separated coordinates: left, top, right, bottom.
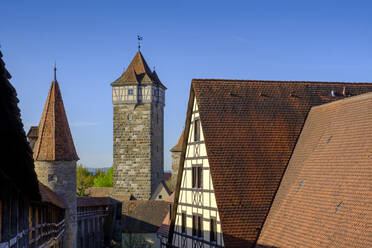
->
111, 50, 166, 200
32, 69, 78, 248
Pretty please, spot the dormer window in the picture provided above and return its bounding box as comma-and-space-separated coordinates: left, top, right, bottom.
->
128, 89, 134, 95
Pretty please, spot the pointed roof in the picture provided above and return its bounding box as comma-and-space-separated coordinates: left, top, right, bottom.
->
111, 51, 166, 89
33, 80, 79, 161
170, 130, 184, 152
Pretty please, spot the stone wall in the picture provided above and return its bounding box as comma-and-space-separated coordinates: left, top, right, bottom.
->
113, 101, 164, 200
34, 160, 77, 248
151, 103, 164, 194
170, 151, 181, 190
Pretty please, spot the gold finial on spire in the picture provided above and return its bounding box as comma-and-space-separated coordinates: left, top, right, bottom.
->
137, 35, 143, 50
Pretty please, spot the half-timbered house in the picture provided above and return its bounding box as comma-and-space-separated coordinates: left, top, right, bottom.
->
168, 79, 372, 248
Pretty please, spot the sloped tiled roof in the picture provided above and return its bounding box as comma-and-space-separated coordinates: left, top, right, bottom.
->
169, 79, 372, 248
157, 193, 175, 237
33, 80, 79, 161
170, 130, 184, 152
39, 182, 66, 209
111, 51, 166, 89
77, 196, 112, 207
257, 92, 372, 248
122, 200, 169, 233
85, 187, 113, 197
0, 50, 40, 200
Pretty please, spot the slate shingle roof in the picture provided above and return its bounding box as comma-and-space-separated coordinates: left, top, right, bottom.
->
111, 51, 166, 89
257, 92, 372, 248
33, 80, 79, 161
0, 50, 40, 200
170, 79, 372, 248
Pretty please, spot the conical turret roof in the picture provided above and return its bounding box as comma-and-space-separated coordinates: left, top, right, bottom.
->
33, 79, 79, 161
111, 51, 166, 89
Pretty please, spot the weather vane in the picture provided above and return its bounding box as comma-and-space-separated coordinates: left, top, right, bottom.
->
137, 35, 143, 50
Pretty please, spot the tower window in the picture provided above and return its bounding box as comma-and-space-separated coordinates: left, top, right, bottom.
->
127, 114, 132, 120
210, 218, 217, 242
194, 119, 200, 141
128, 89, 134, 95
192, 166, 202, 188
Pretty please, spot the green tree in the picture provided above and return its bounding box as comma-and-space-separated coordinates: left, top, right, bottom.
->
76, 164, 94, 196
93, 166, 113, 187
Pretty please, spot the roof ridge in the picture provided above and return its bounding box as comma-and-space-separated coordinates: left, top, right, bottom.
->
192, 78, 372, 85
311, 91, 372, 110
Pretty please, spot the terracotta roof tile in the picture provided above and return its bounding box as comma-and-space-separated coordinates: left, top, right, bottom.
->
111, 51, 166, 89
0, 50, 40, 200
85, 187, 113, 197
122, 200, 169, 233
170, 79, 372, 248
257, 92, 372, 248
39, 182, 66, 209
77, 196, 112, 207
33, 80, 79, 161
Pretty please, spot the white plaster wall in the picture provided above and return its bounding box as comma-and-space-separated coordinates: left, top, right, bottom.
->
172, 97, 224, 248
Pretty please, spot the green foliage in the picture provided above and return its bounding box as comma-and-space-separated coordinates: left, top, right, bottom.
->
93, 167, 113, 187
76, 164, 94, 196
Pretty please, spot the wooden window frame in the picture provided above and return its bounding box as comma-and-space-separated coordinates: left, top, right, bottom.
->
210, 218, 217, 242
194, 119, 200, 142
192, 165, 203, 189
181, 212, 186, 234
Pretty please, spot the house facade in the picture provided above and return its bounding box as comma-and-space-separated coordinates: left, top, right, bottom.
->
168, 79, 372, 248
171, 98, 224, 248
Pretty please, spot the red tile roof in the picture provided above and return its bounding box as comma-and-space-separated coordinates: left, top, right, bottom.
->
170, 130, 184, 152
33, 80, 79, 161
257, 92, 372, 248
39, 182, 66, 209
0, 50, 40, 200
111, 51, 166, 89
77, 196, 111, 207
169, 79, 372, 248
122, 200, 169, 233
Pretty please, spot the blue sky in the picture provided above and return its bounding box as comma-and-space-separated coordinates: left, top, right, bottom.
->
1, 0, 371, 170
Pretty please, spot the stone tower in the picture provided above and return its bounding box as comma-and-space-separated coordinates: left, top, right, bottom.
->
111, 50, 166, 200
170, 130, 184, 190
33, 71, 78, 248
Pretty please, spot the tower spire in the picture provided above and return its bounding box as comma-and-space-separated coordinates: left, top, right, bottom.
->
54, 61, 57, 82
